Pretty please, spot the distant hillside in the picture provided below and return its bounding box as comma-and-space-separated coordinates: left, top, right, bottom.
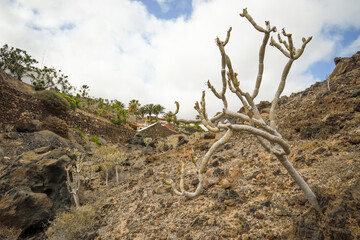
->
0, 70, 136, 143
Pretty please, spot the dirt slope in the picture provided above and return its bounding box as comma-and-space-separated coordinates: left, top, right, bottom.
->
93, 52, 360, 239
0, 52, 359, 239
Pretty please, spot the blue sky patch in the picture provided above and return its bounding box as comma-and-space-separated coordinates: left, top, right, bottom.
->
136, 0, 192, 20
307, 60, 335, 81
28, 23, 42, 31
32, 9, 39, 15
308, 27, 360, 81
60, 23, 75, 31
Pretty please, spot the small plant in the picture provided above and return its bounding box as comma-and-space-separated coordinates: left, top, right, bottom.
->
35, 90, 70, 115
112, 151, 127, 183
188, 132, 202, 145
90, 135, 100, 147
45, 204, 98, 240
155, 140, 165, 153
57, 92, 79, 110
95, 146, 118, 186
144, 137, 153, 147
79, 85, 90, 98
42, 116, 69, 138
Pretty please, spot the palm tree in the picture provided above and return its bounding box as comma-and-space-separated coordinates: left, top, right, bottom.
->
128, 99, 140, 114
143, 104, 155, 118
138, 106, 147, 118
154, 104, 165, 119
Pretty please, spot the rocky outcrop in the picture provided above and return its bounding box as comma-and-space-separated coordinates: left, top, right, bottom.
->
0, 146, 74, 238
1, 130, 84, 157
0, 187, 53, 238
279, 52, 360, 141
294, 179, 360, 239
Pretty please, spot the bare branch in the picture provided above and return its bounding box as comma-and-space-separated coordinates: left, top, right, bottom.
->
165, 9, 320, 211
239, 9, 277, 99
269, 59, 294, 129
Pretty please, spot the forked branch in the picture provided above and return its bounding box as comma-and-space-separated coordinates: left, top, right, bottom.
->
164, 9, 320, 212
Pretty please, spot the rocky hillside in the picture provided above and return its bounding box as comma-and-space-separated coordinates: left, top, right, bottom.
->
0, 70, 136, 144
0, 52, 359, 240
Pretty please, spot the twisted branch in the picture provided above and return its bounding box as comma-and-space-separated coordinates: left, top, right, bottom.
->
164, 9, 320, 211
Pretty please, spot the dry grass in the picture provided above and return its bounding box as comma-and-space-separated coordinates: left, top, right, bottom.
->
0, 224, 21, 240
45, 204, 98, 240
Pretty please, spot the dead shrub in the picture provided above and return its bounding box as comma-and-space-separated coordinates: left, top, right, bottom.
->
35, 90, 70, 115
42, 116, 69, 138
45, 204, 98, 240
0, 224, 22, 240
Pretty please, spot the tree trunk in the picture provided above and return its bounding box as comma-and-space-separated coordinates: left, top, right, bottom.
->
276, 154, 321, 211
116, 165, 119, 183
106, 169, 109, 186
73, 193, 80, 208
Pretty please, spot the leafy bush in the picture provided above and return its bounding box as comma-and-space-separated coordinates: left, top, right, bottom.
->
35, 90, 70, 115
90, 135, 100, 147
57, 92, 79, 110
111, 108, 128, 126
30, 66, 74, 93
42, 116, 69, 138
0, 44, 38, 81
74, 126, 85, 138
45, 205, 98, 240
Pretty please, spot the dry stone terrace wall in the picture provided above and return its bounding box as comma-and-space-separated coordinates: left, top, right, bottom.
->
65, 110, 135, 143
0, 70, 135, 143
0, 71, 44, 126
138, 122, 177, 138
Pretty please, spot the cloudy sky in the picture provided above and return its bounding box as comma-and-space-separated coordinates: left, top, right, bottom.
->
1, 0, 360, 119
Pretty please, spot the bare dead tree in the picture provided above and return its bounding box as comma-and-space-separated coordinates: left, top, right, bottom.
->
163, 8, 320, 211
65, 153, 84, 207
113, 151, 126, 183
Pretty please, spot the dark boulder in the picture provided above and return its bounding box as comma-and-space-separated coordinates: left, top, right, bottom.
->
177, 135, 188, 147
131, 133, 146, 146
355, 102, 360, 112
16, 119, 41, 133
0, 187, 53, 238
203, 132, 216, 139
293, 179, 360, 239
0, 147, 73, 237
350, 88, 360, 98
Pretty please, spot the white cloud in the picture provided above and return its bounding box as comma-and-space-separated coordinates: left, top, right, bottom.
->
155, 0, 173, 13
0, 0, 360, 120
341, 35, 360, 56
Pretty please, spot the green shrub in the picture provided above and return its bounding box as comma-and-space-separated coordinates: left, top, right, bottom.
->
0, 44, 38, 81
110, 108, 128, 126
75, 126, 85, 138
45, 205, 98, 240
57, 92, 79, 110
90, 135, 100, 147
35, 90, 70, 115
42, 116, 69, 138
